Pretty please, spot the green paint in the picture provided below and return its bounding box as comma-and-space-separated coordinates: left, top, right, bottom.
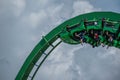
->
15, 12, 120, 80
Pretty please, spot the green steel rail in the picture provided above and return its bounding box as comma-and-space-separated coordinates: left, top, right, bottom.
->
15, 12, 120, 80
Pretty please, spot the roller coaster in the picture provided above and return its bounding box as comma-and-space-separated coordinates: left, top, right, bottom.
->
15, 12, 120, 80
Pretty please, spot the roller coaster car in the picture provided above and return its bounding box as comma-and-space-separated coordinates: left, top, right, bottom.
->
60, 22, 86, 44
103, 20, 119, 33
101, 20, 120, 46
83, 19, 102, 47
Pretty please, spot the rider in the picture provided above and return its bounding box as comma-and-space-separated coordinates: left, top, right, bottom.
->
107, 35, 113, 49
89, 29, 94, 39
88, 29, 96, 48
94, 32, 100, 47
74, 31, 86, 45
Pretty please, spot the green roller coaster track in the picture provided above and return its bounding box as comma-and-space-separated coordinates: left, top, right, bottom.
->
15, 12, 120, 80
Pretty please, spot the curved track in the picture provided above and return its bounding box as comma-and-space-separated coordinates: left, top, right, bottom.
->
15, 12, 120, 80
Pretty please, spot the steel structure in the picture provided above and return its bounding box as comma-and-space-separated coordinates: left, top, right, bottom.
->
15, 12, 120, 80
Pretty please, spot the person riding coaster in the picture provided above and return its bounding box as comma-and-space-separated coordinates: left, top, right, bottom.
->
91, 30, 101, 48
102, 31, 115, 49
74, 31, 87, 45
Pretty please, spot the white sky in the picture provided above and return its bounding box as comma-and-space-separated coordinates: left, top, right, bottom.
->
0, 0, 120, 80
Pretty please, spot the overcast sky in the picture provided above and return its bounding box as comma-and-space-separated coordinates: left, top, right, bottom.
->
0, 0, 120, 80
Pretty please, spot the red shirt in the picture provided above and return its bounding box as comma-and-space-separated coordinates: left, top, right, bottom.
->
94, 34, 99, 39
